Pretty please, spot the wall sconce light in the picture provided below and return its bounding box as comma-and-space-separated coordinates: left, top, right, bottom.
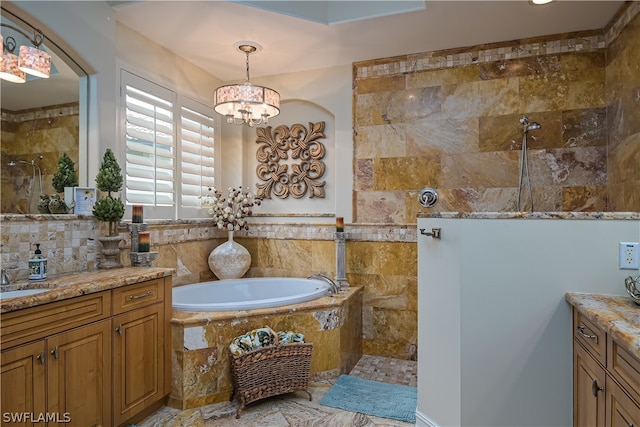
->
213, 41, 280, 127
0, 35, 26, 83
1, 23, 51, 83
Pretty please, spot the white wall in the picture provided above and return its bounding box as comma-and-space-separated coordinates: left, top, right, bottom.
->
223, 65, 353, 222
7, 2, 353, 224
417, 217, 640, 427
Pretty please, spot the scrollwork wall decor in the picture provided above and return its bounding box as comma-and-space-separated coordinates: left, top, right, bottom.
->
255, 121, 327, 199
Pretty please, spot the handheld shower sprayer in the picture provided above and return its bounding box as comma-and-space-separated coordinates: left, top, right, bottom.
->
520, 116, 541, 132
517, 117, 541, 212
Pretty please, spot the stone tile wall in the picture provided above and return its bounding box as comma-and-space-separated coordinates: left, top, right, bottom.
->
606, 7, 640, 211
0, 103, 80, 214
353, 4, 640, 221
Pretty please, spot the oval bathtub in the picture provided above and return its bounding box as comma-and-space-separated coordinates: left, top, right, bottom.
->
172, 277, 331, 311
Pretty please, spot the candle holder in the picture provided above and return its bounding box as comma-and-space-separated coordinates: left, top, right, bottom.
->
127, 223, 157, 267
335, 231, 347, 287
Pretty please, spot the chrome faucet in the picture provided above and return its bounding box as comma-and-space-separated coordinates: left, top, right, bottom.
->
1, 265, 18, 286
308, 273, 341, 295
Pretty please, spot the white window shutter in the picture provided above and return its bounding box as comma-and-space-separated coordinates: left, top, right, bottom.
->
179, 101, 216, 209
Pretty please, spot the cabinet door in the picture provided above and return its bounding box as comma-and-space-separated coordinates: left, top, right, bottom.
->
574, 341, 606, 427
1, 341, 46, 427
47, 319, 112, 427
606, 376, 640, 427
113, 302, 164, 426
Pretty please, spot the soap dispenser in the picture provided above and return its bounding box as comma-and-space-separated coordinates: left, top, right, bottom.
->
28, 243, 47, 281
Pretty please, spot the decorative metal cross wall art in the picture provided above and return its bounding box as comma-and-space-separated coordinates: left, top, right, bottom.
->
255, 121, 327, 199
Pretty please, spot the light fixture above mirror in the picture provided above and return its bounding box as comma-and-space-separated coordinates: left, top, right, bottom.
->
0, 22, 51, 83
213, 41, 280, 127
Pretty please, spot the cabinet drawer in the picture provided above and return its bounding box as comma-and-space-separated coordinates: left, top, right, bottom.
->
112, 279, 164, 315
608, 335, 640, 405
0, 292, 110, 348
573, 309, 606, 365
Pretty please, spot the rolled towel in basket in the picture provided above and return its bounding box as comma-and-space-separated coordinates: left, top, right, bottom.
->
229, 327, 306, 356
229, 326, 278, 356
277, 330, 305, 344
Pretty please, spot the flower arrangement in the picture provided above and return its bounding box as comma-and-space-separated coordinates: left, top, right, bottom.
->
202, 186, 261, 231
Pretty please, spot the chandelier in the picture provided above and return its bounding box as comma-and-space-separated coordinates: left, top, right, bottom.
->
213, 42, 280, 127
0, 23, 51, 83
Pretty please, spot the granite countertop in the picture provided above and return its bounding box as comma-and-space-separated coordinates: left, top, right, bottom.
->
565, 293, 640, 359
418, 212, 640, 220
0, 267, 174, 314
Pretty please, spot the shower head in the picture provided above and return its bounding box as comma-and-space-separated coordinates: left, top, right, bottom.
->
520, 116, 541, 132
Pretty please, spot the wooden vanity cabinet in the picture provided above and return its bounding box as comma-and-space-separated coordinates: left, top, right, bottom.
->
112, 278, 169, 426
0, 276, 172, 427
573, 308, 640, 427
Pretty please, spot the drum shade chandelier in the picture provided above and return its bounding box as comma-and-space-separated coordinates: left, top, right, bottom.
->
214, 42, 280, 127
0, 23, 51, 83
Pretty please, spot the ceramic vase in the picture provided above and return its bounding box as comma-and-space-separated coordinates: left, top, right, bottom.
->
97, 235, 123, 269
208, 230, 251, 279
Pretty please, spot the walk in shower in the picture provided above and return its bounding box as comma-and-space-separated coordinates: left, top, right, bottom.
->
2, 156, 44, 213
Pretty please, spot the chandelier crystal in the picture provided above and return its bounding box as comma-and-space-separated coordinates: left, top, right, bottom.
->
214, 42, 280, 127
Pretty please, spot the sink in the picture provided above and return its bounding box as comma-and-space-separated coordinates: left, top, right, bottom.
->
0, 288, 49, 300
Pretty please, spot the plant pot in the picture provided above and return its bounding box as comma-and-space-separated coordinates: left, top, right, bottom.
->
97, 235, 123, 269
208, 230, 251, 279
48, 194, 68, 214
37, 195, 51, 214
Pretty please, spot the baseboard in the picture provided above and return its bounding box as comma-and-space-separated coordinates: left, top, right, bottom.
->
415, 410, 439, 427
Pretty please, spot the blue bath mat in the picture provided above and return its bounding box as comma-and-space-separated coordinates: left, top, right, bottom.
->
319, 375, 417, 423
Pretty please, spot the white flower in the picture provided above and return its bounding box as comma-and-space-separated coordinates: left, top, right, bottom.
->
201, 186, 262, 231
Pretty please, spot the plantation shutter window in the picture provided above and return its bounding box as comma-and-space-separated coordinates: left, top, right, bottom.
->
180, 103, 216, 208
123, 76, 176, 207
120, 70, 219, 220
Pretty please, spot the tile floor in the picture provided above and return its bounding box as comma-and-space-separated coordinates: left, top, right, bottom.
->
138, 355, 417, 427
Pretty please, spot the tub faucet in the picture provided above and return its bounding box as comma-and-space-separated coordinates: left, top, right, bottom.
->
308, 273, 340, 295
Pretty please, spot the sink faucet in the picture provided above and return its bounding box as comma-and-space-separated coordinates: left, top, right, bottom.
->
2, 267, 14, 286
308, 273, 341, 295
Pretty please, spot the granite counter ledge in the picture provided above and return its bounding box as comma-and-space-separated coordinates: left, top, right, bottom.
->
418, 212, 640, 220
565, 292, 640, 359
0, 267, 174, 314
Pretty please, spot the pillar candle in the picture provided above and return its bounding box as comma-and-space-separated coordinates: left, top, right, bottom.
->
132, 205, 144, 223
336, 217, 344, 232
138, 232, 150, 252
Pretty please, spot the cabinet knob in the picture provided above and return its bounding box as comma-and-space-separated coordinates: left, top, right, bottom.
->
591, 379, 604, 397
115, 324, 122, 335
36, 351, 45, 365
50, 346, 59, 360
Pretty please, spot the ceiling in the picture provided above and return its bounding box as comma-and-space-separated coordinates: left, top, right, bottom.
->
112, 0, 625, 82
1, 1, 625, 111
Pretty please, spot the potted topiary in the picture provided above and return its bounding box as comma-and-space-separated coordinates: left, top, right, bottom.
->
93, 148, 125, 268
50, 152, 78, 213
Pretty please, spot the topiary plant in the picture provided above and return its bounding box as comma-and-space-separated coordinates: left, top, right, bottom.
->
51, 152, 78, 193
92, 148, 125, 236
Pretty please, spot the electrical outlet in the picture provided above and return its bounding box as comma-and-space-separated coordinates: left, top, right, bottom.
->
619, 242, 639, 270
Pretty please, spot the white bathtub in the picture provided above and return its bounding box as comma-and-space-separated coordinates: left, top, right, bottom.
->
172, 277, 331, 311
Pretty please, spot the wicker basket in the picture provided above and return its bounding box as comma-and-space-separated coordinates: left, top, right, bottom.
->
229, 342, 313, 418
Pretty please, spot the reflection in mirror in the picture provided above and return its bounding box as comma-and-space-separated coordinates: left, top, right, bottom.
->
0, 7, 85, 214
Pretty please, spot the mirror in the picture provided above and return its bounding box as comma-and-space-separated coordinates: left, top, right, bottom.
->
0, 6, 86, 214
